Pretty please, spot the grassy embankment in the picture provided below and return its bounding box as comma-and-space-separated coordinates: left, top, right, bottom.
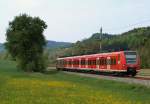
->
0, 60, 150, 104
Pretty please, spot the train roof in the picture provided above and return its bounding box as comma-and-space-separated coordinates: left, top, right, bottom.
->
57, 51, 137, 60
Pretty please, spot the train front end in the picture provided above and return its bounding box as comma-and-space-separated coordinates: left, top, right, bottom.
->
124, 51, 140, 76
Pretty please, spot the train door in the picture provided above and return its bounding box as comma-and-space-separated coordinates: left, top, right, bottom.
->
92, 58, 96, 69
96, 57, 99, 69
111, 56, 117, 70
107, 57, 111, 70
99, 57, 105, 70
117, 54, 121, 70
81, 58, 86, 68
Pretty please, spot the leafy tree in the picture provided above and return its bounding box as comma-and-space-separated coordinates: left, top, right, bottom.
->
5, 14, 47, 72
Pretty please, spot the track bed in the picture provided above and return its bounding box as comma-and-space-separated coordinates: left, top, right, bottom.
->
63, 70, 150, 87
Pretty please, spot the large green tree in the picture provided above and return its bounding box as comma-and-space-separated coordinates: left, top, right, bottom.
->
5, 14, 47, 72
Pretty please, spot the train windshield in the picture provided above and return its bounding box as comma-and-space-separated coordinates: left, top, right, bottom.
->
124, 51, 137, 64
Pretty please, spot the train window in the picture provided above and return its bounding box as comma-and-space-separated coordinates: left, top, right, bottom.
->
73, 61, 75, 65
99, 58, 106, 65
88, 60, 90, 65
90, 60, 95, 65
68, 61, 69, 65
91, 60, 93, 65
100, 59, 103, 65
93, 60, 96, 65
104, 59, 107, 65
101, 58, 105, 65
110, 58, 116, 65
101, 59, 103, 65
81, 60, 86, 65
69, 61, 72, 65
66, 61, 68, 65
124, 52, 137, 64
75, 61, 77, 65
88, 60, 92, 65
77, 60, 79, 65
73, 60, 79, 65
74, 61, 76, 65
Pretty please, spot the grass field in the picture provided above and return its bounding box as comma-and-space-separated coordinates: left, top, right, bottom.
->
0, 60, 150, 104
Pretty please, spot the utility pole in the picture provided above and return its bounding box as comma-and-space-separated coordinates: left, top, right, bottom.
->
100, 27, 102, 52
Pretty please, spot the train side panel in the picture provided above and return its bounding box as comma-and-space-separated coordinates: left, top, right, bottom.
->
56, 51, 140, 76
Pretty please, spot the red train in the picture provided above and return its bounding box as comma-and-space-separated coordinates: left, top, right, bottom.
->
56, 51, 140, 76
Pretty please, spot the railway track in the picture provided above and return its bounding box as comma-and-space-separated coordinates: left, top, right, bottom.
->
129, 76, 150, 80
98, 74, 150, 80
63, 71, 150, 87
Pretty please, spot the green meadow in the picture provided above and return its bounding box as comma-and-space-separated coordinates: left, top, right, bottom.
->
0, 60, 150, 104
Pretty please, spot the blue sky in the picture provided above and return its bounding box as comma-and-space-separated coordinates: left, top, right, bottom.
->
1, 0, 150, 43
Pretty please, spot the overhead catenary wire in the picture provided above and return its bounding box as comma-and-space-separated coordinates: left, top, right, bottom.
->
104, 18, 150, 33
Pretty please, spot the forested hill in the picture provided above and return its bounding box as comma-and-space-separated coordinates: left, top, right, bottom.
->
46, 40, 72, 49
90, 33, 116, 39
0, 40, 72, 52
53, 27, 150, 68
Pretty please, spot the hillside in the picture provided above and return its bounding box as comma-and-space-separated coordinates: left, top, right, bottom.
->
46, 40, 72, 49
90, 33, 116, 39
0, 40, 72, 52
